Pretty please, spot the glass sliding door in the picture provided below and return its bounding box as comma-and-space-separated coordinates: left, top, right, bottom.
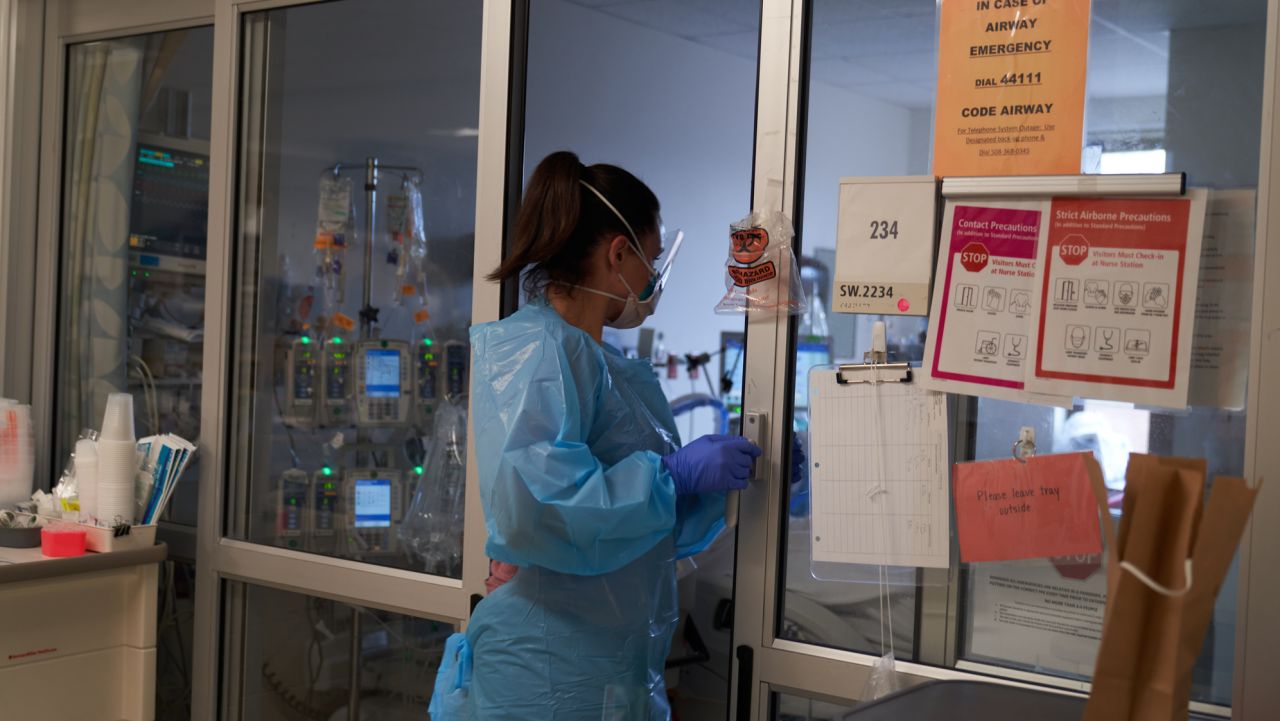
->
731, 0, 1276, 718
191, 1, 509, 718
227, 0, 482, 575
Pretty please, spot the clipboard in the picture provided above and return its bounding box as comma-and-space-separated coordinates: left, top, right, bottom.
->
806, 323, 952, 578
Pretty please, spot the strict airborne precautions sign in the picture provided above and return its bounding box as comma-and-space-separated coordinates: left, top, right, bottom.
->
933, 0, 1092, 177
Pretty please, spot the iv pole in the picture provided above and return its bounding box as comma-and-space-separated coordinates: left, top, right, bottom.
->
323, 156, 424, 721
324, 157, 425, 341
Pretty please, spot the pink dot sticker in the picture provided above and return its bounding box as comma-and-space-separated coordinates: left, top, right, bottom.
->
897, 298, 911, 312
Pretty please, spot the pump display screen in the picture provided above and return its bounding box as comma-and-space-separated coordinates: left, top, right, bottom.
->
364, 349, 401, 398
353, 479, 392, 528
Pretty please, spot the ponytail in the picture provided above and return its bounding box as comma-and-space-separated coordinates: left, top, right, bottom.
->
490, 151, 660, 296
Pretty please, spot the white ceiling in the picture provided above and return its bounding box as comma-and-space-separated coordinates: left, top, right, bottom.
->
563, 0, 1266, 109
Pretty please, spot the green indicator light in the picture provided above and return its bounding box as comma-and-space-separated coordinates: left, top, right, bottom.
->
131, 270, 137, 277
331, 337, 343, 345
323, 482, 334, 490
322, 466, 333, 477
143, 272, 151, 278
423, 338, 434, 346
414, 465, 424, 475
300, 336, 311, 345
425, 353, 434, 360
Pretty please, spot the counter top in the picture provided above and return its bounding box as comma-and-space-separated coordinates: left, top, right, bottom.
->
0, 543, 168, 584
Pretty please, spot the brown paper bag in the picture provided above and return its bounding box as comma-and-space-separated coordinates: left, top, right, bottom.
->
1082, 454, 1259, 721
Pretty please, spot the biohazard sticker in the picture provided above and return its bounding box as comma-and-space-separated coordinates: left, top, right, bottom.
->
728, 261, 777, 287
731, 227, 769, 264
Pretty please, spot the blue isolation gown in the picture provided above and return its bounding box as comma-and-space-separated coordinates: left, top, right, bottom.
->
429, 299, 725, 720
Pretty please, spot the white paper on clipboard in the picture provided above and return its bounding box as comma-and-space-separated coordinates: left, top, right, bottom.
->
808, 368, 951, 569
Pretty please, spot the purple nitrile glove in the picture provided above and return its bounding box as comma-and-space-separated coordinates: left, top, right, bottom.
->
662, 434, 762, 495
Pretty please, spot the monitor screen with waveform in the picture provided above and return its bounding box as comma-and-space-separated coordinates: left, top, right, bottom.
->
128, 144, 210, 260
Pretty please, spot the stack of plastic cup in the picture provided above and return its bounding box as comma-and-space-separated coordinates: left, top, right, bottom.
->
75, 438, 99, 520
96, 393, 138, 525
0, 400, 35, 507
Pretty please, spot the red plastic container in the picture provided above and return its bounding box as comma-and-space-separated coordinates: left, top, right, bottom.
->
40, 526, 87, 557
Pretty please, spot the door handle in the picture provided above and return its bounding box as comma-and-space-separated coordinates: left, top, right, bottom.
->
727, 411, 767, 528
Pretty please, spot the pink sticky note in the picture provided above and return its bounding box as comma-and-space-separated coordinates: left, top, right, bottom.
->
953, 452, 1102, 563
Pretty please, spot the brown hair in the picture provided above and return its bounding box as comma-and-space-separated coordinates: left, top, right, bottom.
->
489, 151, 660, 296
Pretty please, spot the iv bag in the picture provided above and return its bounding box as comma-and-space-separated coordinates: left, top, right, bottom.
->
400, 399, 466, 577
314, 175, 354, 308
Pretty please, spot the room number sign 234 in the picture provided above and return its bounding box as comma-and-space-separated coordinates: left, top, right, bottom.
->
869, 220, 899, 239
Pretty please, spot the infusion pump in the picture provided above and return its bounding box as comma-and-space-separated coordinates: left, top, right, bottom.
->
285, 335, 455, 429
280, 334, 357, 428
344, 468, 404, 555
275, 467, 404, 557
282, 338, 317, 427
355, 339, 411, 426
273, 469, 342, 554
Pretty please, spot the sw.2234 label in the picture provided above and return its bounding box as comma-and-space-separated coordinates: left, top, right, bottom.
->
839, 284, 895, 299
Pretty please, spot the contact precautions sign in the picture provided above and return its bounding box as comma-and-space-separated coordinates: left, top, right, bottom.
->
934, 0, 1091, 177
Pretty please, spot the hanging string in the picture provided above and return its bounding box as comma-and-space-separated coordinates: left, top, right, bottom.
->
868, 360, 895, 661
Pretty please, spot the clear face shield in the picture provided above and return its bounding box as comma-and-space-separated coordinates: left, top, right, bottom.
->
640, 227, 684, 303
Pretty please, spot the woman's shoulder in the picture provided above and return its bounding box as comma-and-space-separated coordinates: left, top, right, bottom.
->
470, 303, 604, 370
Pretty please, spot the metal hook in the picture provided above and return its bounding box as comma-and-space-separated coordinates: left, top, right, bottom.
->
1012, 426, 1036, 463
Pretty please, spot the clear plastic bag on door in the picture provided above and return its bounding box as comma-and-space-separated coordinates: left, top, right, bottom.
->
715, 209, 807, 316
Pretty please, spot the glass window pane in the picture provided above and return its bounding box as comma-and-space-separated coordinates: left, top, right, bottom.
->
56, 28, 214, 528
772, 690, 858, 720
960, 399, 1247, 706
781, 0, 936, 661
956, 0, 1264, 706
227, 0, 482, 577
784, 0, 1263, 708
229, 583, 455, 720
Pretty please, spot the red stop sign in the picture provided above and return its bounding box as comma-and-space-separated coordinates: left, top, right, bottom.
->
1058, 235, 1090, 266
959, 242, 989, 273
1051, 553, 1102, 581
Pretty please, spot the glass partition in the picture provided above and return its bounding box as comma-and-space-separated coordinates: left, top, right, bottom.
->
231, 583, 455, 720
773, 691, 858, 720
56, 27, 214, 528
780, 0, 936, 660
779, 0, 1265, 709
56, 28, 214, 721
227, 0, 483, 577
